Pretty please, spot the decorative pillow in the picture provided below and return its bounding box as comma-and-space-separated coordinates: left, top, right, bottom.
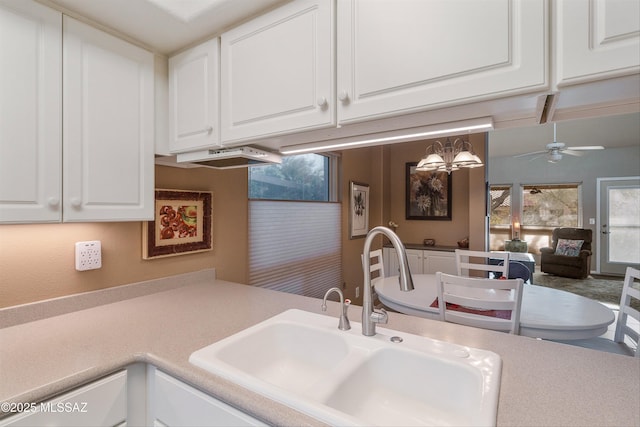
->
555, 239, 584, 256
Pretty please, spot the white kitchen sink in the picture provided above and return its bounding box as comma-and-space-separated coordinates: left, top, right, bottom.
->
189, 309, 501, 427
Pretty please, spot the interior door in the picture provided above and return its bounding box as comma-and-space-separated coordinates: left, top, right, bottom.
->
598, 177, 640, 275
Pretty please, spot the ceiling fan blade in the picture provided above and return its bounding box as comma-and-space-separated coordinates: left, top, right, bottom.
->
562, 149, 584, 157
529, 153, 546, 162
513, 150, 547, 158
565, 145, 605, 151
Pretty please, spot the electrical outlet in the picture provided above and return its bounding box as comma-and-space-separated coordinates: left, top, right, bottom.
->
355, 287, 360, 299
75, 241, 102, 271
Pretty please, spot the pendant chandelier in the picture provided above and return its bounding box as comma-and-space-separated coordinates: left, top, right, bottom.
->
416, 137, 483, 174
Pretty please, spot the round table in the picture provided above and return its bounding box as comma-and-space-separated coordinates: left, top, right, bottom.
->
374, 274, 615, 340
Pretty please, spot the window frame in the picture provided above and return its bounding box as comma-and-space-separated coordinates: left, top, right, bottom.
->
489, 184, 513, 229
519, 182, 583, 230
248, 153, 339, 202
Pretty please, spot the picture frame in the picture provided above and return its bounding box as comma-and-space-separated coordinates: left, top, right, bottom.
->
406, 163, 452, 220
143, 189, 213, 259
349, 181, 370, 239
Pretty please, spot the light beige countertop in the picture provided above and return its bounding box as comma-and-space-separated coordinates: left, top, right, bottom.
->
1, 269, 639, 426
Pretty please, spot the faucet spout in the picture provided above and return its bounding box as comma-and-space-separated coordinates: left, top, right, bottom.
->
362, 226, 414, 336
322, 287, 351, 331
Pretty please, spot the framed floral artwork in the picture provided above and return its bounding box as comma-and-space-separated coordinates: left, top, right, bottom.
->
143, 189, 212, 259
406, 163, 452, 220
349, 181, 369, 239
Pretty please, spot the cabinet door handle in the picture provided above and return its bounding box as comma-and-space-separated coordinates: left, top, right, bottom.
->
47, 197, 60, 207
70, 197, 82, 208
317, 97, 328, 108
338, 91, 350, 103
206, 126, 213, 134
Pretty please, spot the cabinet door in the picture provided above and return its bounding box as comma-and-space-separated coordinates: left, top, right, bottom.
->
153, 369, 267, 426
63, 16, 154, 221
337, 0, 547, 124
169, 39, 220, 153
221, 0, 334, 144
555, 0, 640, 85
405, 249, 424, 275
0, 371, 127, 427
383, 247, 396, 277
423, 251, 457, 275
0, 0, 61, 223
384, 247, 423, 275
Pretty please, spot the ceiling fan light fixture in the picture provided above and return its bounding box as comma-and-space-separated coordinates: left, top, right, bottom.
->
513, 121, 606, 162
548, 152, 562, 162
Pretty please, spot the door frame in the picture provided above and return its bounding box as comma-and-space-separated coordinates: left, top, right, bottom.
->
596, 176, 640, 275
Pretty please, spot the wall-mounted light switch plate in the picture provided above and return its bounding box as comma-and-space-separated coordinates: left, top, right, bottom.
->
75, 241, 102, 271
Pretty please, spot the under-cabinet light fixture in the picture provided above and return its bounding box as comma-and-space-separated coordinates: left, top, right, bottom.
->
279, 117, 493, 155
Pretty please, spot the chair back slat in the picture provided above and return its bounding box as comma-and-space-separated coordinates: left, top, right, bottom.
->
362, 249, 385, 286
436, 272, 523, 334
614, 266, 640, 357
455, 249, 510, 278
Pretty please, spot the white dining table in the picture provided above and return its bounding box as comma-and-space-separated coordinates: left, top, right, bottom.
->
374, 274, 616, 340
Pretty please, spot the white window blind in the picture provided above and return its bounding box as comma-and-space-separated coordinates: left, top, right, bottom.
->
249, 200, 342, 298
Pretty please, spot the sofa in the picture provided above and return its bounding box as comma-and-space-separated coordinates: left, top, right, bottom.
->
540, 228, 593, 279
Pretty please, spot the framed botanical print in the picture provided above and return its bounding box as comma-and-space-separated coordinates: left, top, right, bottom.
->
406, 163, 452, 220
143, 189, 213, 259
349, 181, 369, 239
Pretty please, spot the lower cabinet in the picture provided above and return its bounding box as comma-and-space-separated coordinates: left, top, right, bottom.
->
383, 247, 456, 277
0, 371, 127, 427
150, 367, 267, 427
0, 365, 267, 427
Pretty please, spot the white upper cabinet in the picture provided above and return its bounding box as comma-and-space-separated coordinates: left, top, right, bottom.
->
0, 0, 62, 223
63, 16, 154, 222
336, 0, 548, 124
220, 0, 334, 144
554, 0, 640, 86
169, 38, 220, 153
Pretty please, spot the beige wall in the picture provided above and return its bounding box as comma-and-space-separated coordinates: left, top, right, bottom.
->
1, 136, 486, 309
386, 134, 486, 249
340, 134, 487, 305
0, 165, 248, 309
340, 146, 386, 304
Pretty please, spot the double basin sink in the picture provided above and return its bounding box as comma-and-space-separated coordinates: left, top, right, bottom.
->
189, 309, 501, 426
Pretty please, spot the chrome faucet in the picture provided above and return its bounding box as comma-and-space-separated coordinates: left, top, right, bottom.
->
362, 226, 414, 336
321, 287, 351, 331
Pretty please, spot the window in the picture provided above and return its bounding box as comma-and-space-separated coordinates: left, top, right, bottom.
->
490, 185, 512, 226
248, 153, 336, 201
248, 153, 341, 298
489, 185, 512, 251
522, 184, 581, 228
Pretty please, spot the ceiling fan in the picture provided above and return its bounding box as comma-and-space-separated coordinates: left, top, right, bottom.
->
514, 122, 605, 163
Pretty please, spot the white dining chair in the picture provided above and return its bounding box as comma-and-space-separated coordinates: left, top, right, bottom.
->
362, 249, 385, 309
614, 266, 640, 357
436, 272, 524, 334
455, 249, 510, 279
362, 249, 385, 284
369, 249, 385, 284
